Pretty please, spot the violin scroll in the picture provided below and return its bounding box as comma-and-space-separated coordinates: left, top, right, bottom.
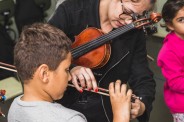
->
150, 12, 162, 23
133, 12, 162, 35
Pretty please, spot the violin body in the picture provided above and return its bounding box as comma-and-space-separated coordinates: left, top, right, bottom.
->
71, 12, 162, 69
72, 27, 111, 69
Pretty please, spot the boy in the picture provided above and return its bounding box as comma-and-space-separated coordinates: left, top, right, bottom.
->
8, 23, 132, 122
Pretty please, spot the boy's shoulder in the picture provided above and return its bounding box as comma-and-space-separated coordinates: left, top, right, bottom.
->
51, 101, 86, 120
8, 95, 86, 122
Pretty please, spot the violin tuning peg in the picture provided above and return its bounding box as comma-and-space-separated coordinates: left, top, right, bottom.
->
131, 13, 139, 20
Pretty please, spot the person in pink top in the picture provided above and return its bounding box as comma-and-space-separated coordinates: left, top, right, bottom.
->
157, 0, 184, 121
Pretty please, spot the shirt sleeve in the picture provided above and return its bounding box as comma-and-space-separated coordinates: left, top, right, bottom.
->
129, 30, 156, 122
158, 50, 184, 93
68, 114, 87, 122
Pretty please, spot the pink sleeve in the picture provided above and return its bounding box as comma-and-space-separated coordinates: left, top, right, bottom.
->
158, 50, 184, 93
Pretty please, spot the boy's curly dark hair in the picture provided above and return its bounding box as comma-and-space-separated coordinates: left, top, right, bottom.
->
14, 23, 72, 82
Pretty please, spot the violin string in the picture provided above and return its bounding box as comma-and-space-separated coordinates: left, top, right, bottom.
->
72, 23, 135, 58
71, 24, 132, 57
72, 24, 133, 52
71, 24, 133, 57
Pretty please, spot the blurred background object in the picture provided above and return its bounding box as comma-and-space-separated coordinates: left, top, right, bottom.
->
0, 0, 15, 80
14, 0, 51, 34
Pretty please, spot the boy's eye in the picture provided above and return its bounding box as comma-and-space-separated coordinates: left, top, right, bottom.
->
177, 17, 184, 23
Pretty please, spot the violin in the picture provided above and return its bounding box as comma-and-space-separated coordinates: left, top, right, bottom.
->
71, 12, 161, 69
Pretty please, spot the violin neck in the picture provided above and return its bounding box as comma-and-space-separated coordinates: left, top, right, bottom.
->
72, 23, 135, 59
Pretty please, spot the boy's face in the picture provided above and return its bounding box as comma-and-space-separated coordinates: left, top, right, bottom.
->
47, 52, 72, 100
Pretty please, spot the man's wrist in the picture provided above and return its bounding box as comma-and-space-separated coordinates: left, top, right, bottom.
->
139, 102, 146, 116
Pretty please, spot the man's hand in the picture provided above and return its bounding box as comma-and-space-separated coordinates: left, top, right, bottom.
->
70, 66, 98, 92
130, 99, 146, 119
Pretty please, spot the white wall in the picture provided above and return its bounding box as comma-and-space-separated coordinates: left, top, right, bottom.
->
153, 0, 168, 38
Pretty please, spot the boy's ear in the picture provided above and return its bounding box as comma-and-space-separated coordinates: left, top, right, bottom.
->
37, 64, 50, 83
166, 22, 174, 31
